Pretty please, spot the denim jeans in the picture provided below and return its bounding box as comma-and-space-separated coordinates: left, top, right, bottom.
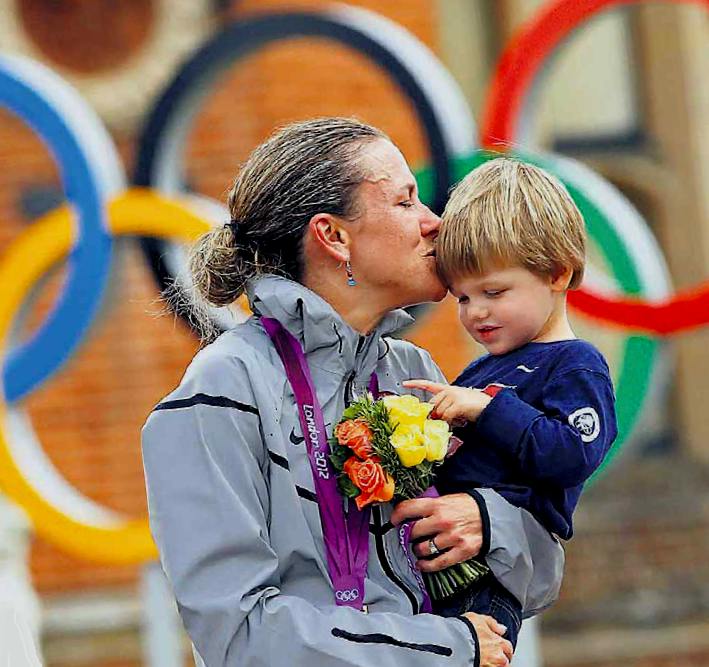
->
432, 572, 523, 649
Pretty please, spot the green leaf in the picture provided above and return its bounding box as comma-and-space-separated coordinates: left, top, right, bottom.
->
337, 475, 360, 499
342, 406, 360, 421
329, 444, 351, 472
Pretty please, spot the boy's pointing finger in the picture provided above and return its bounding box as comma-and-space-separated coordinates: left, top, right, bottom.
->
402, 379, 447, 394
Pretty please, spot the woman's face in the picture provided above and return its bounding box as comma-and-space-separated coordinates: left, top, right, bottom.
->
347, 139, 446, 308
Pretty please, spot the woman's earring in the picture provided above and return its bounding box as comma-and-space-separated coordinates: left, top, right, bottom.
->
345, 260, 357, 287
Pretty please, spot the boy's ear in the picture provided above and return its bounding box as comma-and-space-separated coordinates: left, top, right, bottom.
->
308, 213, 351, 263
550, 265, 574, 292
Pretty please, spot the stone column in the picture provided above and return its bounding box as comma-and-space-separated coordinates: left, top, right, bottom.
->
635, 3, 709, 461
0, 494, 43, 666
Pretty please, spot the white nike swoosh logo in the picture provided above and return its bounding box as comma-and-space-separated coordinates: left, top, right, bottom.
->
516, 365, 538, 373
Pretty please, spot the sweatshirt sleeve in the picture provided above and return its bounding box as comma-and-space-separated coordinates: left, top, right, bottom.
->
472, 489, 565, 618
475, 369, 617, 487
142, 351, 479, 667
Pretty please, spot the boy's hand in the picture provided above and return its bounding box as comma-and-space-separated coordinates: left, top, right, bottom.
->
402, 380, 492, 423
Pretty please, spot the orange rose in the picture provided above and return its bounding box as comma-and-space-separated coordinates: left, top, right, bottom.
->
343, 456, 395, 510
334, 419, 374, 459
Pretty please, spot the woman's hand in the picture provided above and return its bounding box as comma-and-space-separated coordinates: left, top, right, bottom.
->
464, 613, 513, 667
402, 379, 491, 423
390, 493, 483, 571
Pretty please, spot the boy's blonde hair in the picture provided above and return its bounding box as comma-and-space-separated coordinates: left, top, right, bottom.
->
437, 157, 586, 289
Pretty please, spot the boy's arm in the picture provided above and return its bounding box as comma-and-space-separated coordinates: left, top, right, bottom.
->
475, 369, 617, 487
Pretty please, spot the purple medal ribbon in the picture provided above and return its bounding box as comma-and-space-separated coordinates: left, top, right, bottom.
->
262, 317, 376, 611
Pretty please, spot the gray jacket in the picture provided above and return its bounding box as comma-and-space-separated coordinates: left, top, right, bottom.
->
142, 276, 563, 666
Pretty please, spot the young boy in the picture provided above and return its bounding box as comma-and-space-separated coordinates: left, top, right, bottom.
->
405, 157, 617, 646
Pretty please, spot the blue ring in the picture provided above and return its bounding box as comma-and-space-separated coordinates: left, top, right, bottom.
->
0, 57, 113, 403
134, 11, 456, 332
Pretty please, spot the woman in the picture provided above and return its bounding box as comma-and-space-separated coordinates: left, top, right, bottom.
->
142, 117, 563, 667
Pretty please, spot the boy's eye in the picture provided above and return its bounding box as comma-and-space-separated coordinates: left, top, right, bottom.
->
484, 289, 506, 298
457, 295, 469, 304
398, 200, 414, 208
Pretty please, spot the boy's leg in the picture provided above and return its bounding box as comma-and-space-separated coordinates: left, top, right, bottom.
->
432, 573, 523, 649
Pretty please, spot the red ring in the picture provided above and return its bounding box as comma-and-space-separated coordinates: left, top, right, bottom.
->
480, 0, 709, 335
568, 288, 709, 335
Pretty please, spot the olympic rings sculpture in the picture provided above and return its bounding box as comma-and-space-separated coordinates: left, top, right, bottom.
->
0, 1, 699, 563
0, 191, 208, 563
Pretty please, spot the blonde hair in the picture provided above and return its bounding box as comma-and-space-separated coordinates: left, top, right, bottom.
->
178, 117, 386, 339
437, 156, 586, 289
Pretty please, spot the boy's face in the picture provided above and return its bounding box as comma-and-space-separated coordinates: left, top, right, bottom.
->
450, 264, 563, 355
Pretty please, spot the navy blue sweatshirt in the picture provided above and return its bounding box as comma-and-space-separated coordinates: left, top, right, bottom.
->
436, 339, 617, 539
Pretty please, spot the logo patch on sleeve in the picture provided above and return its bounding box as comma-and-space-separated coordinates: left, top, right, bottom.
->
479, 383, 514, 397
568, 407, 600, 443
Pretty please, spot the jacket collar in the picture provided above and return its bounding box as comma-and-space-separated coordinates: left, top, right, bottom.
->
247, 275, 413, 375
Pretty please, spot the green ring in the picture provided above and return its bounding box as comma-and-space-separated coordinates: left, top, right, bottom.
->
414, 150, 661, 483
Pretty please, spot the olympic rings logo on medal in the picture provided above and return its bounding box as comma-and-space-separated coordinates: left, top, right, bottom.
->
0, 0, 704, 566
335, 589, 360, 603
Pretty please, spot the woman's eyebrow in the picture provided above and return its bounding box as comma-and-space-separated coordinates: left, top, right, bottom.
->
398, 181, 416, 197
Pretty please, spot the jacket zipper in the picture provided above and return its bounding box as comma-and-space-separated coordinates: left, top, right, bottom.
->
344, 370, 356, 403
356, 335, 366, 354
372, 505, 420, 615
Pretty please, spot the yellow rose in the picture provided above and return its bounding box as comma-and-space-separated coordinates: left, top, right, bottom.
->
382, 394, 433, 430
423, 419, 451, 462
389, 423, 427, 467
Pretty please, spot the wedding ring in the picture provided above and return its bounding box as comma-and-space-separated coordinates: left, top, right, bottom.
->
428, 537, 441, 557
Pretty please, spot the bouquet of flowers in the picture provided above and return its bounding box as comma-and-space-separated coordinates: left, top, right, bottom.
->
329, 393, 489, 601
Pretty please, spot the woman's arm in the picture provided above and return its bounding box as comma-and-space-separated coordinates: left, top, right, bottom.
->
142, 351, 482, 666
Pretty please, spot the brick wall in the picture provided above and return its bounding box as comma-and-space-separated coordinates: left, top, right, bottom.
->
539, 453, 709, 667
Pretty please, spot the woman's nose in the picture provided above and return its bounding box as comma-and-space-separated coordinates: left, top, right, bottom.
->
420, 206, 441, 237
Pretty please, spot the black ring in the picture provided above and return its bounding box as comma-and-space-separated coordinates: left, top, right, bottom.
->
133, 10, 458, 334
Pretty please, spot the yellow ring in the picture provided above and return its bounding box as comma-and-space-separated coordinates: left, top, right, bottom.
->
0, 188, 210, 564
